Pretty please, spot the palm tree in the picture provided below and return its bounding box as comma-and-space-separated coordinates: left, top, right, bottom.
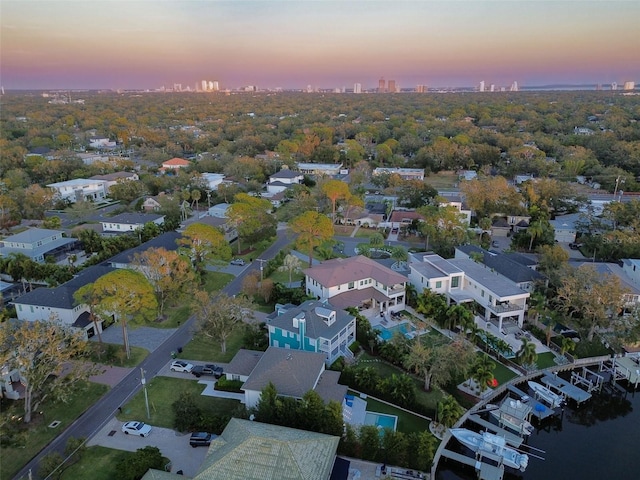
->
527, 220, 545, 251
437, 395, 464, 428
369, 232, 385, 248
470, 354, 496, 391
560, 336, 576, 356
391, 245, 408, 269
517, 337, 538, 367
278, 253, 302, 286
355, 366, 379, 392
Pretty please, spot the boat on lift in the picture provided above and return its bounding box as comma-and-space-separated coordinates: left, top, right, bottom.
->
528, 381, 563, 408
489, 398, 534, 436
450, 428, 530, 472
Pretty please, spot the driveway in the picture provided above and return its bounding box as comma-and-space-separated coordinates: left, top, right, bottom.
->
87, 417, 209, 477
94, 325, 179, 352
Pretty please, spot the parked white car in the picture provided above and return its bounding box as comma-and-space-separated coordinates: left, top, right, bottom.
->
122, 421, 152, 437
170, 360, 194, 373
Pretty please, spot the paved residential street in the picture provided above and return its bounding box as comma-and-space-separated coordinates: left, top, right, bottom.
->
14, 227, 291, 480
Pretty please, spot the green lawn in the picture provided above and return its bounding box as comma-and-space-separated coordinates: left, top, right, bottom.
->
203, 271, 235, 292
117, 377, 242, 429
354, 228, 384, 239
535, 352, 558, 370
1, 382, 108, 480
60, 446, 139, 480
180, 328, 246, 363
269, 270, 304, 284
88, 343, 149, 368
477, 353, 519, 385
424, 171, 459, 189
355, 353, 443, 414
353, 393, 432, 435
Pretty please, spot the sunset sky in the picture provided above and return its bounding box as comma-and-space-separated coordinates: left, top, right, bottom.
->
2, 0, 639, 90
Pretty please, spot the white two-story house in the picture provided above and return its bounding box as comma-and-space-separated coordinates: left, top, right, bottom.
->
47, 178, 108, 203
0, 228, 77, 263
101, 213, 165, 234
11, 265, 115, 338
304, 255, 407, 316
408, 253, 529, 332
267, 300, 356, 365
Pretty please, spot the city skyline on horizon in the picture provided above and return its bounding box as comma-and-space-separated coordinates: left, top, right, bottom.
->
2, 1, 639, 91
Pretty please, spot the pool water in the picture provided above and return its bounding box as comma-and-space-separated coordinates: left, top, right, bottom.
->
364, 412, 398, 431
378, 322, 413, 341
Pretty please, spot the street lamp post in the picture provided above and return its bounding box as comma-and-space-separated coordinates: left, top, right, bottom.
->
141, 367, 150, 419
613, 176, 625, 200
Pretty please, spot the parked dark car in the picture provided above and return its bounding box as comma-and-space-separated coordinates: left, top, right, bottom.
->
191, 364, 224, 378
190, 432, 213, 447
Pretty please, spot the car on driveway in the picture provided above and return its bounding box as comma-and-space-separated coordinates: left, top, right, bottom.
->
122, 421, 152, 437
189, 432, 214, 447
191, 364, 224, 378
170, 360, 194, 373
230, 258, 245, 266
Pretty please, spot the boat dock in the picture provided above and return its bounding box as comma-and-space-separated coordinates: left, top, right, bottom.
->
467, 415, 524, 448
540, 373, 592, 404
613, 356, 640, 389
506, 384, 556, 420
439, 449, 504, 480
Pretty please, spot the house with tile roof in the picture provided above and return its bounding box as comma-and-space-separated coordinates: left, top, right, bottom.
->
142, 418, 340, 480
266, 300, 356, 364
0, 228, 78, 263
240, 346, 347, 409
161, 157, 191, 171
304, 255, 407, 316
408, 253, 529, 331
11, 265, 115, 338
100, 212, 165, 234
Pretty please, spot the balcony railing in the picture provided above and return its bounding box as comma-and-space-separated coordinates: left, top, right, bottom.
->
490, 302, 524, 314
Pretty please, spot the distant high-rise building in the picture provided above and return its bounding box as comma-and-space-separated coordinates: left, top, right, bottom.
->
201, 80, 208, 91
416, 85, 427, 93
378, 77, 386, 93
479, 81, 485, 92
510, 81, 519, 92
623, 81, 635, 91
212, 81, 219, 91
354, 83, 362, 94
173, 83, 182, 92
490, 84, 495, 92
611, 82, 618, 91
388, 80, 397, 93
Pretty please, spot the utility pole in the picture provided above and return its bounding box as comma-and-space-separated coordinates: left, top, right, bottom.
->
141, 367, 150, 419
256, 258, 268, 282
613, 175, 625, 200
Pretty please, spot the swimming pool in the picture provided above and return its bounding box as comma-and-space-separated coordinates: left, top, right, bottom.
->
378, 322, 414, 341
364, 411, 398, 431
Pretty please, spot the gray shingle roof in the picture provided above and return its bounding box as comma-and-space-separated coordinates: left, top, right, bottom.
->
1, 227, 64, 244
225, 349, 264, 377
108, 232, 181, 265
241, 347, 326, 399
12, 265, 115, 309
267, 300, 354, 341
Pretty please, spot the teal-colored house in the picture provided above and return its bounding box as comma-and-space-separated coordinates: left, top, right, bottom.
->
267, 300, 356, 365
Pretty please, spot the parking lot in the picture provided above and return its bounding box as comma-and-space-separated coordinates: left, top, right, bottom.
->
87, 417, 209, 477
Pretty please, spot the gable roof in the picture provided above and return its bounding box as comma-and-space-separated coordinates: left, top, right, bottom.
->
162, 157, 190, 166
241, 347, 326, 399
270, 169, 303, 179
225, 349, 264, 377
12, 265, 115, 309
388, 210, 424, 223
108, 232, 181, 265
304, 255, 406, 287
101, 212, 164, 225
194, 418, 339, 480
267, 300, 354, 341
1, 228, 65, 245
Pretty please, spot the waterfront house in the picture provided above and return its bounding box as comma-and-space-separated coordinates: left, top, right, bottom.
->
408, 253, 529, 331
266, 300, 356, 365
304, 255, 407, 316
